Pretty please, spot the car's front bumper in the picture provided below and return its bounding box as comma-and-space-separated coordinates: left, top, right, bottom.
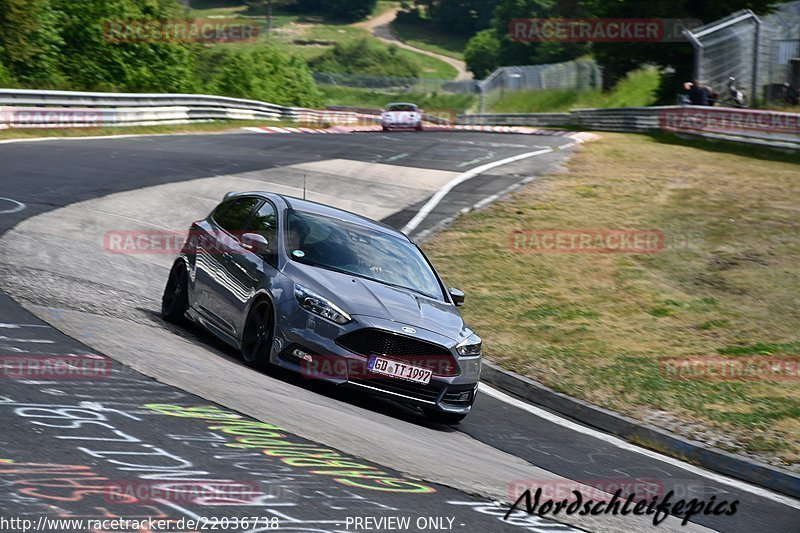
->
270, 309, 481, 413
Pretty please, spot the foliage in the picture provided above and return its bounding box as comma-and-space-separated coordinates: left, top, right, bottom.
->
319, 85, 476, 112
291, 0, 377, 21
489, 66, 660, 112
462, 0, 776, 100
413, 0, 499, 37
0, 0, 64, 86
464, 29, 500, 79
0, 0, 323, 106
209, 47, 322, 107
309, 38, 421, 78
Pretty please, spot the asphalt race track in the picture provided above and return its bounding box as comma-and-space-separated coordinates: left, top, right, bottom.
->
1, 130, 798, 533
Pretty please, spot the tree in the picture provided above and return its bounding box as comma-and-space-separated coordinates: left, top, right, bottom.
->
414, 0, 500, 37
292, 0, 377, 21
464, 29, 500, 78
245, 0, 296, 40
0, 0, 63, 85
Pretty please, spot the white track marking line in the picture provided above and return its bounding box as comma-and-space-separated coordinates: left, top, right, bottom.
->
0, 336, 54, 343
0, 323, 49, 328
479, 383, 800, 509
401, 148, 553, 234
0, 197, 26, 214
0, 132, 228, 145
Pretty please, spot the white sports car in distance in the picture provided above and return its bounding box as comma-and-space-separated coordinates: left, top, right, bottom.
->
381, 103, 423, 131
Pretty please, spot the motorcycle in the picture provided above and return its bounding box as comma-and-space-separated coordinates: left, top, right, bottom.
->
723, 77, 748, 108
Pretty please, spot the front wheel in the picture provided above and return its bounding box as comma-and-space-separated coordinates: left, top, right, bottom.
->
240, 299, 274, 368
162, 261, 189, 324
423, 409, 467, 425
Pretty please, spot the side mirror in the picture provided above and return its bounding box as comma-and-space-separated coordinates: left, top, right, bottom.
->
449, 287, 465, 307
241, 233, 269, 256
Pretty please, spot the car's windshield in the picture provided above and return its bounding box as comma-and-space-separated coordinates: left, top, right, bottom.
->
286, 210, 442, 300
387, 104, 416, 112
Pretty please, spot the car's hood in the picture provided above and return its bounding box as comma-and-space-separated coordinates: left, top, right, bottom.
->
283, 261, 463, 340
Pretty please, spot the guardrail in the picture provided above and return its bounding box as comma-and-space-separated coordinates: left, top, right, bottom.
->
0, 89, 797, 149
0, 88, 380, 129
460, 106, 800, 149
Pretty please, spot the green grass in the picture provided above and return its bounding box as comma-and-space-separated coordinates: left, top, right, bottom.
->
394, 48, 457, 79
423, 132, 800, 465
390, 17, 467, 60
185, 1, 457, 79
319, 85, 475, 112
0, 120, 297, 140
490, 66, 661, 113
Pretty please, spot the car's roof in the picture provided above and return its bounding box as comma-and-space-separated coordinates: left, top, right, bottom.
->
225, 191, 409, 241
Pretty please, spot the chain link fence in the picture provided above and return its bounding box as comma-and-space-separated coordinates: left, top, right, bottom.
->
312, 72, 479, 94
685, 2, 800, 105
477, 59, 602, 111
312, 58, 602, 111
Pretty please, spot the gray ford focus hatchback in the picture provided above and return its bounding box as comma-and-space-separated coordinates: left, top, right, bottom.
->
162, 191, 482, 424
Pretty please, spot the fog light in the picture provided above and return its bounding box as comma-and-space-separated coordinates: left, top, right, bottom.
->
291, 348, 313, 362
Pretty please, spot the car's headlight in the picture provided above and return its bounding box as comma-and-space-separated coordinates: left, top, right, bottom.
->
456, 333, 482, 357
294, 284, 352, 325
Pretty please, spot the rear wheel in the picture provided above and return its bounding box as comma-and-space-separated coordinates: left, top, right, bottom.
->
162, 261, 189, 324
241, 299, 274, 368
423, 409, 467, 425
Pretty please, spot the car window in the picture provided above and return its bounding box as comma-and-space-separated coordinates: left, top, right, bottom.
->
387, 104, 416, 112
286, 210, 444, 300
214, 197, 261, 232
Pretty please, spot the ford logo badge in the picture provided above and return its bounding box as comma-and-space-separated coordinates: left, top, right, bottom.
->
402, 326, 416, 334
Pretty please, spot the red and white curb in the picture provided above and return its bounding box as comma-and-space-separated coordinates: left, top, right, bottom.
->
244, 124, 598, 141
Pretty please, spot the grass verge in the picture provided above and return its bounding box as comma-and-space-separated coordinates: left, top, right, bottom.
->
390, 17, 467, 60
423, 132, 800, 466
319, 86, 475, 113
489, 66, 660, 113
0, 120, 298, 140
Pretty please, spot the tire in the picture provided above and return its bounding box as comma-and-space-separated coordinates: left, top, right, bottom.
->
415, 124, 423, 132
162, 261, 189, 324
423, 409, 467, 425
382, 126, 389, 132
240, 299, 274, 368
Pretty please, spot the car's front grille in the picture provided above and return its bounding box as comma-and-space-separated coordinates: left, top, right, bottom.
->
336, 329, 459, 376
348, 377, 444, 404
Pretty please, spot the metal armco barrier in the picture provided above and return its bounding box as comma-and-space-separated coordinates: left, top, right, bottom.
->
461, 106, 800, 149
1, 89, 798, 149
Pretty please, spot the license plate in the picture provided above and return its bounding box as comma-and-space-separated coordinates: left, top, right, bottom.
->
368, 356, 432, 384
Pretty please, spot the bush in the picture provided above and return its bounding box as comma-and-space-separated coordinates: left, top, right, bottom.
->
464, 29, 500, 79
309, 38, 421, 78
0, 56, 15, 86
293, 0, 377, 21
209, 47, 322, 107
